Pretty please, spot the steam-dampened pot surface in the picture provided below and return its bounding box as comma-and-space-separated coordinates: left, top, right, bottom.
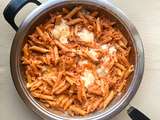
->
10, 1, 143, 120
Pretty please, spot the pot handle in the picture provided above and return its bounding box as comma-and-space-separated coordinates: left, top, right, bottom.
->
127, 106, 151, 120
3, 0, 41, 31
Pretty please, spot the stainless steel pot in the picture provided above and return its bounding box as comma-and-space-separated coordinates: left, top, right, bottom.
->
3, 0, 148, 120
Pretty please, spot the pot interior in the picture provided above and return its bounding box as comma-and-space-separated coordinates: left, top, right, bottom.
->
17, 1, 136, 119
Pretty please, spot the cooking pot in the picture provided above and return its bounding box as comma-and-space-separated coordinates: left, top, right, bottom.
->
3, 0, 149, 120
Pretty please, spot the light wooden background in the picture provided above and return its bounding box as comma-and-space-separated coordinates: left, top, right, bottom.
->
0, 0, 160, 120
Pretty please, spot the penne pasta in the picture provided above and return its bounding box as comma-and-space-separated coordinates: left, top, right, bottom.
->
23, 44, 29, 58
96, 17, 101, 36
123, 65, 134, 80
54, 39, 70, 52
117, 80, 127, 93
67, 18, 83, 26
30, 81, 43, 91
64, 98, 73, 110
114, 63, 126, 71
87, 98, 103, 113
65, 6, 82, 19
22, 6, 134, 116
36, 27, 48, 42
103, 91, 115, 109
54, 46, 59, 65
91, 11, 98, 17
29, 46, 49, 53
69, 105, 87, 116
31, 92, 54, 100
62, 7, 70, 14
52, 80, 65, 94
78, 12, 88, 25
55, 83, 70, 94
55, 15, 62, 25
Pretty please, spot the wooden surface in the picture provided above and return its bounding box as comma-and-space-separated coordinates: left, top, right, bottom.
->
0, 0, 160, 120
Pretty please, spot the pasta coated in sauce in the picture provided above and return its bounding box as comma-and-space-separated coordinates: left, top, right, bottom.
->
22, 6, 134, 116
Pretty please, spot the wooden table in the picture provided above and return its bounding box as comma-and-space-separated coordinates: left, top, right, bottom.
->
0, 0, 159, 120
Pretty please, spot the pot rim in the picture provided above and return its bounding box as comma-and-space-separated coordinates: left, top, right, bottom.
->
10, 0, 144, 120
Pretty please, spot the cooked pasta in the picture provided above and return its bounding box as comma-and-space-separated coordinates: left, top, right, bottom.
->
22, 6, 134, 116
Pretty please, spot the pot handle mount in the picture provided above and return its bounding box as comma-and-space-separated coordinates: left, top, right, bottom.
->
3, 0, 41, 31
127, 106, 150, 120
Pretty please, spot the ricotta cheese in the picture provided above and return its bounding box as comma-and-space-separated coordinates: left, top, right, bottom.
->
100, 44, 109, 50
88, 49, 98, 59
80, 69, 95, 88
51, 19, 70, 44
77, 28, 94, 43
109, 46, 117, 55
96, 66, 108, 77
79, 60, 88, 66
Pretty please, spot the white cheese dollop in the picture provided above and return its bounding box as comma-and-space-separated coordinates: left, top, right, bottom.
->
100, 44, 109, 50
88, 49, 98, 59
80, 69, 95, 88
77, 28, 94, 43
96, 66, 108, 77
109, 46, 117, 55
51, 19, 70, 44
101, 56, 110, 63
79, 60, 88, 66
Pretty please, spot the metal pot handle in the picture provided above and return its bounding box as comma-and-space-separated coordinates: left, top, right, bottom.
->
3, 0, 41, 31
127, 106, 151, 120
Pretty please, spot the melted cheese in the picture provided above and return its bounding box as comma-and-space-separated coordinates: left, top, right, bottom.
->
100, 44, 109, 50
96, 66, 108, 77
80, 69, 95, 88
109, 46, 117, 55
79, 60, 88, 66
88, 49, 98, 59
51, 19, 70, 44
77, 28, 94, 42
101, 56, 110, 63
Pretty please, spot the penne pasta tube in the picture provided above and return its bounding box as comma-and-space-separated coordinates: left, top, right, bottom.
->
91, 11, 98, 17
30, 46, 49, 53
103, 90, 115, 109
55, 83, 70, 94
30, 81, 43, 91
23, 44, 29, 58
65, 6, 82, 19
54, 46, 59, 65
87, 98, 103, 112
123, 65, 134, 80
65, 76, 76, 85
115, 63, 126, 71
47, 101, 56, 107
43, 79, 54, 87
36, 27, 48, 42
55, 15, 62, 25
84, 14, 95, 23
78, 12, 88, 24
67, 18, 83, 26
44, 23, 54, 30
117, 80, 127, 93
69, 105, 87, 116
59, 96, 69, 108
96, 17, 101, 35
52, 80, 65, 94
64, 98, 73, 110
62, 7, 70, 14
31, 92, 54, 100
54, 39, 70, 52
